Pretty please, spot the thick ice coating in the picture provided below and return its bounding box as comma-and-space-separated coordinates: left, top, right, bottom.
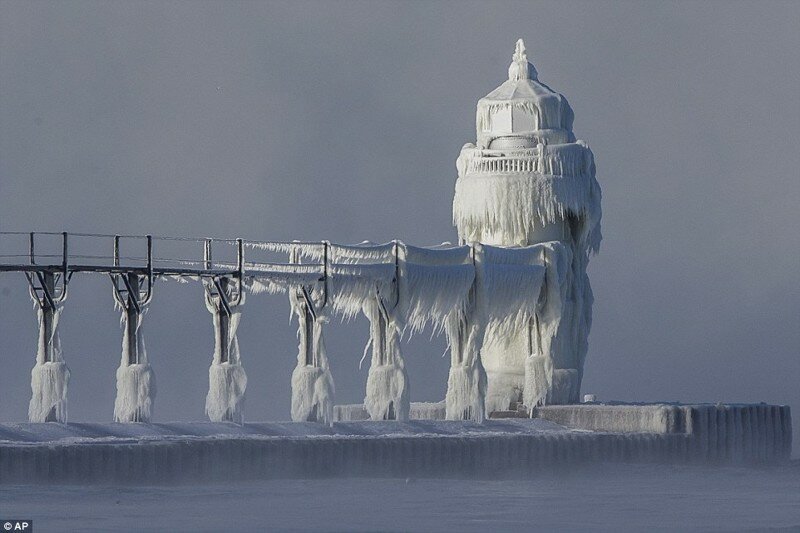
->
453, 39, 602, 410
288, 247, 336, 426
28, 298, 70, 423
204, 284, 247, 424
113, 305, 155, 423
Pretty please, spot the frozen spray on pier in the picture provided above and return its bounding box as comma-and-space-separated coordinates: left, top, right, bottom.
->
453, 40, 602, 411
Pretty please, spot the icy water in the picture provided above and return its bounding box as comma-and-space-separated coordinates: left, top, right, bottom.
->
2, 463, 799, 532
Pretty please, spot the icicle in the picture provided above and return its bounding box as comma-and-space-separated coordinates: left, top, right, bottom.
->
204, 286, 247, 424
453, 168, 601, 254
161, 274, 201, 284
363, 298, 410, 421
28, 300, 69, 423
244, 264, 323, 296
444, 313, 486, 422
113, 309, 156, 423
328, 263, 395, 321
329, 242, 395, 264
523, 355, 552, 411
398, 262, 474, 336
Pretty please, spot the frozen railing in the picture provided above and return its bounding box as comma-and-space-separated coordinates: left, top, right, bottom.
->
0, 231, 327, 278
466, 154, 539, 175
459, 142, 593, 178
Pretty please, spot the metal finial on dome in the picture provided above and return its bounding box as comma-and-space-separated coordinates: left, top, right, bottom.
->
508, 38, 537, 81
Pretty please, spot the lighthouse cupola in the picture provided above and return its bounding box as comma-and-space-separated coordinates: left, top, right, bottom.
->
476, 39, 575, 152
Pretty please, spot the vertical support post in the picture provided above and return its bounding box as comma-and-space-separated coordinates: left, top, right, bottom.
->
204, 273, 246, 424
125, 272, 140, 365
27, 265, 70, 424
455, 318, 465, 366
203, 239, 212, 271
39, 272, 56, 364
114, 235, 121, 267
527, 315, 534, 358
110, 235, 155, 423
146, 235, 153, 274
236, 238, 244, 281
290, 283, 335, 425
216, 277, 231, 364
61, 232, 68, 280
377, 311, 387, 366
303, 302, 314, 366
322, 241, 329, 308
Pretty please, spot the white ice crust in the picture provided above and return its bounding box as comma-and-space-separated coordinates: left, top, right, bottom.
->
453, 39, 602, 411
204, 292, 247, 424
289, 284, 335, 426
28, 300, 70, 423
113, 305, 156, 423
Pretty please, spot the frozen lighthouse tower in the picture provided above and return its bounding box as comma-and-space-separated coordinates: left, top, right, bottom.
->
453, 39, 602, 411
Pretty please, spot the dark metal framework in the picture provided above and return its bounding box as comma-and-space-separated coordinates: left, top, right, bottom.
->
0, 231, 336, 366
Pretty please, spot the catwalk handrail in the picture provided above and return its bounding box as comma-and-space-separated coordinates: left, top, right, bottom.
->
0, 231, 329, 279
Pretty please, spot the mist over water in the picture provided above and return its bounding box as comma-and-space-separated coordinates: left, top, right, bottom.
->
3, 463, 800, 532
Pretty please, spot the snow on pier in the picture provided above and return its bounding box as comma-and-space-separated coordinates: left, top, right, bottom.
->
0, 403, 790, 484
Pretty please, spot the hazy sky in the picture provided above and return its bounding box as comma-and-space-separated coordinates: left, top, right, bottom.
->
1, 1, 798, 438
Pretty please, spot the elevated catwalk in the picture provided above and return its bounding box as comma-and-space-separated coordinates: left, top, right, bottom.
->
0, 403, 791, 484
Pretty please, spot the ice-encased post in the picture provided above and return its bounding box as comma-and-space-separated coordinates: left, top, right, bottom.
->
204, 275, 247, 424
443, 246, 487, 422
28, 270, 70, 423
202, 239, 247, 423
444, 313, 487, 422
203, 239, 247, 424
112, 267, 156, 423
27, 232, 71, 423
289, 287, 335, 425
363, 296, 410, 421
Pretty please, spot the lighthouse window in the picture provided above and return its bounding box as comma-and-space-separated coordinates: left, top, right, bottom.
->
511, 107, 537, 131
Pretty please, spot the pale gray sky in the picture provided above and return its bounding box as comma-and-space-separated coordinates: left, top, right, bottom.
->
1, 1, 798, 437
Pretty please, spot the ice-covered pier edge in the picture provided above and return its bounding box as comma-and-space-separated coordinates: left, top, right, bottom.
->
0, 403, 790, 484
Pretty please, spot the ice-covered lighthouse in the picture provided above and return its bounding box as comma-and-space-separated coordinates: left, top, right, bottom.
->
453, 39, 602, 411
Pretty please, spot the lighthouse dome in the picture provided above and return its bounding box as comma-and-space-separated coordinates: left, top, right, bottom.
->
476, 39, 575, 149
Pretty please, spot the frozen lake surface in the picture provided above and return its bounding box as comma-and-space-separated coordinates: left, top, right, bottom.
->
3, 462, 798, 532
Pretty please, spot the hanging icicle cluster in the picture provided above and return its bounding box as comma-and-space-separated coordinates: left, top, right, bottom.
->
155, 233, 574, 423
453, 142, 602, 254
243, 240, 567, 422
